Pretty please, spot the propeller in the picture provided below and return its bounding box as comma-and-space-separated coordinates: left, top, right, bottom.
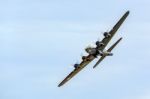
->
106, 28, 110, 32
80, 53, 83, 57
100, 31, 104, 35
71, 60, 79, 67
96, 38, 101, 42
75, 60, 79, 64
86, 44, 92, 49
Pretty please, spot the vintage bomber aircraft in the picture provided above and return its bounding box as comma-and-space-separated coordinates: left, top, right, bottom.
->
58, 11, 130, 87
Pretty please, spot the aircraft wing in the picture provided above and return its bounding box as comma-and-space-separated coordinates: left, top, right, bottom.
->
98, 11, 129, 51
58, 55, 95, 87
93, 37, 122, 68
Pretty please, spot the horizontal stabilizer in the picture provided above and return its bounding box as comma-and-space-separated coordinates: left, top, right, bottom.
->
108, 37, 122, 52
93, 37, 122, 68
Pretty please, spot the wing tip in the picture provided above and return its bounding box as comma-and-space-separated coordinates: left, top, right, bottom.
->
125, 10, 130, 16
120, 37, 123, 40
127, 10, 130, 14
58, 83, 62, 87
58, 81, 65, 87
93, 65, 97, 69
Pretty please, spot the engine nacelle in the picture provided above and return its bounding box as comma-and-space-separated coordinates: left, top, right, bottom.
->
104, 32, 111, 38
96, 41, 104, 47
82, 56, 86, 60
74, 64, 79, 69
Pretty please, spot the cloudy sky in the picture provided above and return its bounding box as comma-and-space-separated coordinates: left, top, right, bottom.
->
0, 0, 150, 99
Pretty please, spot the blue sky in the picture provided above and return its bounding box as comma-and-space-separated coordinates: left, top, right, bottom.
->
0, 0, 150, 99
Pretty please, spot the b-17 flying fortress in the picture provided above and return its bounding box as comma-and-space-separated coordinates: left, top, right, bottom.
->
58, 11, 130, 87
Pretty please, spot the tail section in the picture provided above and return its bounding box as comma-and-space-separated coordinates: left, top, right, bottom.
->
93, 37, 122, 68
107, 37, 122, 52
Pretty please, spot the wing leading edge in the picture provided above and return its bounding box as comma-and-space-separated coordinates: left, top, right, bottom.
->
93, 11, 129, 68
58, 55, 95, 87
98, 11, 129, 51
